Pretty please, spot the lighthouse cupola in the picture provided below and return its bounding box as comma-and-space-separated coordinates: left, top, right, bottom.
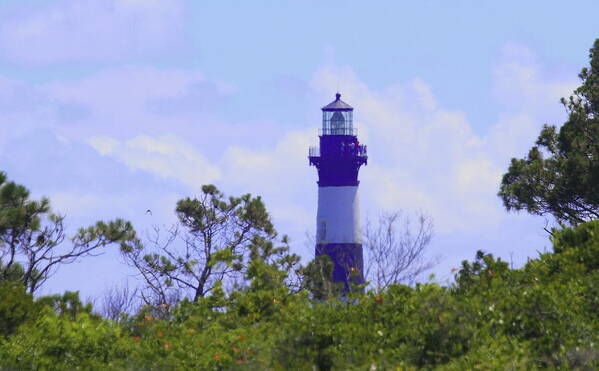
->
322, 93, 354, 135
308, 93, 368, 292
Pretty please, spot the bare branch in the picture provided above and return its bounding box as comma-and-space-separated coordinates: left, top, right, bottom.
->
101, 282, 139, 321
363, 211, 437, 290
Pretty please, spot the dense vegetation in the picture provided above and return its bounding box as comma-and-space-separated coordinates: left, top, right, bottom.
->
0, 39, 598, 369
1, 221, 599, 369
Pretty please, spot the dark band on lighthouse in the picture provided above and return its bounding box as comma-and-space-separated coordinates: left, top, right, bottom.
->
308, 93, 368, 291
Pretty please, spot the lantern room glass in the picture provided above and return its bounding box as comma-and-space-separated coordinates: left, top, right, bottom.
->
322, 110, 354, 135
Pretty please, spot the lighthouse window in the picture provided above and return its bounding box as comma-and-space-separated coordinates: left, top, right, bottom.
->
319, 221, 327, 241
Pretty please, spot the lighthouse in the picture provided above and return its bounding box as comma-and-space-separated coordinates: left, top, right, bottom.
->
308, 93, 368, 291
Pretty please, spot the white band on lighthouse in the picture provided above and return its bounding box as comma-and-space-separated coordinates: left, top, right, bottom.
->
316, 186, 361, 244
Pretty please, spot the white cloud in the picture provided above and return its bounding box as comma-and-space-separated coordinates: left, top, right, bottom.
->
223, 130, 313, 190
0, 39, 577, 256
221, 130, 316, 237
307, 67, 494, 232
86, 128, 317, 242
0, 0, 186, 65
0, 66, 238, 154
89, 134, 221, 189
493, 43, 577, 113
170, 48, 573, 238
293, 46, 575, 234
87, 136, 118, 156
0, 40, 578, 296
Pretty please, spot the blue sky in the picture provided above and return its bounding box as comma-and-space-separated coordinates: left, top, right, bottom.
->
0, 0, 597, 299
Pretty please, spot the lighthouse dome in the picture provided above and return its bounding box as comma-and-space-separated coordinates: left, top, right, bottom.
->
322, 93, 353, 111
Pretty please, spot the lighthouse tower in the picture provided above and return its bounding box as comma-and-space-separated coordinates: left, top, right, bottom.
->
308, 93, 368, 291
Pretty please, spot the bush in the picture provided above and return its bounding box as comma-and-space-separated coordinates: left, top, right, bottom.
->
2, 221, 599, 369
0, 281, 38, 337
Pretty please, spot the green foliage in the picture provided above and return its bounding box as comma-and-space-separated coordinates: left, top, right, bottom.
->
499, 39, 599, 225
3, 221, 599, 368
0, 282, 38, 337
454, 250, 510, 295
299, 254, 344, 300
0, 309, 128, 370
552, 219, 599, 253
37, 291, 97, 321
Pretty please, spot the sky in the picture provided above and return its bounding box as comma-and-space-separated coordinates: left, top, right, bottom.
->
0, 0, 597, 300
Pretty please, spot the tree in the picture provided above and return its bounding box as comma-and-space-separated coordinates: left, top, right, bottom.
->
298, 210, 435, 297
100, 283, 139, 321
122, 184, 300, 304
298, 255, 343, 300
0, 281, 39, 337
363, 211, 435, 289
0, 171, 139, 293
37, 291, 96, 321
499, 39, 599, 225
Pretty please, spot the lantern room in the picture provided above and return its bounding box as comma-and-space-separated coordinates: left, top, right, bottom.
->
321, 93, 354, 135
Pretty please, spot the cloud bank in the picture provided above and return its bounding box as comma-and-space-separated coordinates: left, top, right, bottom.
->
0, 40, 579, 293
0, 0, 186, 65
